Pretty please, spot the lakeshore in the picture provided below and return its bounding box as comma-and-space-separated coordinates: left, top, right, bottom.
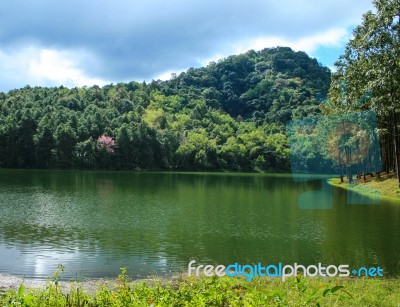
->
328, 172, 400, 203
1, 272, 400, 306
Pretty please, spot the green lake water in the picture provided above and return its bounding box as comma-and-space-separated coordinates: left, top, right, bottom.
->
0, 169, 399, 279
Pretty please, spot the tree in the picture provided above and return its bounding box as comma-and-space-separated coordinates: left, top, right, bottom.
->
55, 124, 77, 167
97, 135, 116, 154
97, 135, 116, 168
115, 124, 134, 169
75, 138, 97, 168
35, 126, 54, 168
0, 47, 331, 172
328, 0, 400, 185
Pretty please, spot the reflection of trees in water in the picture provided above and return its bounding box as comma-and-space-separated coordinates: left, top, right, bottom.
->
0, 170, 399, 277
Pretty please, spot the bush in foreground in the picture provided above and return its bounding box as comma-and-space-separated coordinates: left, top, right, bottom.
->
1, 267, 400, 306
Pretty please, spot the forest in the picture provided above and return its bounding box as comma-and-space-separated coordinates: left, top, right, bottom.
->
0, 47, 331, 171
0, 0, 398, 178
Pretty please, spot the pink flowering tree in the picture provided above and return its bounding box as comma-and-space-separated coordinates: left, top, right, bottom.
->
97, 135, 116, 154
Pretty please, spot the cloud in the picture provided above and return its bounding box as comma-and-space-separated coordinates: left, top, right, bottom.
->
0, 0, 374, 91
28, 49, 109, 88
0, 47, 108, 91
199, 28, 350, 68
242, 28, 350, 54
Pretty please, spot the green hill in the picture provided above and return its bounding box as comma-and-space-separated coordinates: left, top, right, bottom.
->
0, 47, 330, 171
166, 47, 330, 122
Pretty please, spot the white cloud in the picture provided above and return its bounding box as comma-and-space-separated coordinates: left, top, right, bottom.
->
198, 27, 350, 67
28, 49, 109, 88
243, 28, 349, 54
153, 70, 175, 81
198, 53, 226, 67
0, 27, 349, 92
0, 47, 109, 92
0, 0, 374, 91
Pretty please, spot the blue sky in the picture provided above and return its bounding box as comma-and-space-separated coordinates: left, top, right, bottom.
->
0, 0, 374, 93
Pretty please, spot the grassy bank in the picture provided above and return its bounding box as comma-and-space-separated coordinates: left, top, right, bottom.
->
1, 269, 400, 306
328, 172, 400, 202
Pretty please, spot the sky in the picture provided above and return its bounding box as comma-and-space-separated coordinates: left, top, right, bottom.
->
0, 0, 374, 93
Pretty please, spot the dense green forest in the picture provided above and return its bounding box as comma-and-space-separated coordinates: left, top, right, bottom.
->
0, 47, 331, 171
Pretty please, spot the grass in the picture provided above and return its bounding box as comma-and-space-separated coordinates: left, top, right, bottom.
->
328, 172, 400, 202
1, 266, 400, 306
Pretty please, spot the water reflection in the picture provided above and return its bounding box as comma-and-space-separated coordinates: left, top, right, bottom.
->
0, 170, 399, 279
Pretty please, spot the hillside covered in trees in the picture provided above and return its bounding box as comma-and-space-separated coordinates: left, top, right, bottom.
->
0, 47, 331, 171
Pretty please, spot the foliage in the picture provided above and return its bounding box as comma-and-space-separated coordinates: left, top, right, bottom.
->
287, 111, 381, 182
97, 135, 116, 154
1, 267, 400, 306
326, 0, 400, 181
0, 48, 330, 172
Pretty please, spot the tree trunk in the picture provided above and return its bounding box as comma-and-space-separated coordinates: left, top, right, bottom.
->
392, 107, 400, 187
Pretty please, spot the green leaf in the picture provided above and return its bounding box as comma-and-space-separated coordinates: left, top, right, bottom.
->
18, 284, 25, 297
23, 294, 34, 305
330, 285, 344, 294
322, 288, 331, 297
303, 289, 320, 304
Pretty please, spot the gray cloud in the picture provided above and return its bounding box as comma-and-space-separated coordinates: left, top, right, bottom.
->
0, 0, 373, 90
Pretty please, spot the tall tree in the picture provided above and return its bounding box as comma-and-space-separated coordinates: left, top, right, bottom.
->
328, 0, 400, 186
54, 124, 77, 167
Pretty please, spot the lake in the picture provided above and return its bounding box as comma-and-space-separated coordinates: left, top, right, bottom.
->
0, 169, 399, 279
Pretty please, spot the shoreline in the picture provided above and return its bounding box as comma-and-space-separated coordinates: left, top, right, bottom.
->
1, 273, 400, 305
0, 271, 400, 306
327, 175, 400, 203
0, 273, 109, 295
0, 273, 183, 295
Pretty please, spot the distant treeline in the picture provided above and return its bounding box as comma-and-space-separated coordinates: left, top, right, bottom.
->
0, 47, 331, 171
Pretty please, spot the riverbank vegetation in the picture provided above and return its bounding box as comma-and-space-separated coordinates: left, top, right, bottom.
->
329, 172, 400, 202
1, 268, 400, 306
